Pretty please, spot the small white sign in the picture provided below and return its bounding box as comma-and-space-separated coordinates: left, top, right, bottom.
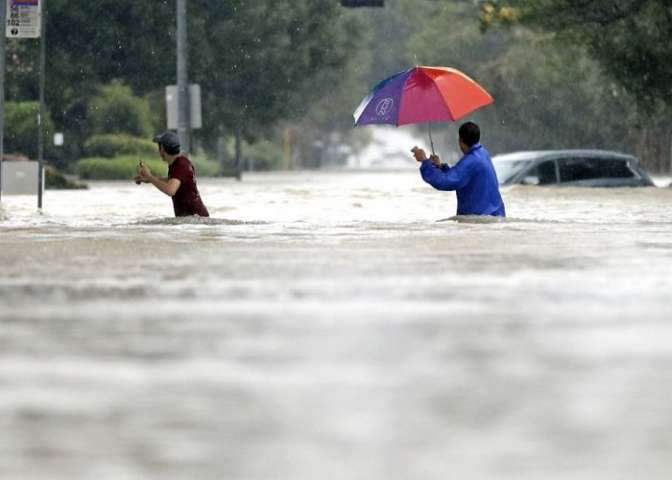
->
6, 0, 42, 39
1, 161, 42, 195
166, 84, 203, 129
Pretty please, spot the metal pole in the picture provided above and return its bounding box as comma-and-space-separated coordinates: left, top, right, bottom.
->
37, 0, 46, 209
428, 122, 435, 155
176, 0, 190, 153
235, 125, 242, 180
0, 0, 6, 203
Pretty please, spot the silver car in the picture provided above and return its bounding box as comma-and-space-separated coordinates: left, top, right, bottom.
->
493, 150, 655, 187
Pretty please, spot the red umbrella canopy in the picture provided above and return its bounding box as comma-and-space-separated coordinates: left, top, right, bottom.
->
354, 66, 494, 126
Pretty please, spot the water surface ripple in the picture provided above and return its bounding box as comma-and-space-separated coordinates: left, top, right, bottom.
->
1, 171, 672, 480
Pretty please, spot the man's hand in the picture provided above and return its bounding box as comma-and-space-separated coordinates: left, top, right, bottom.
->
134, 175, 149, 185
137, 162, 153, 182
429, 154, 441, 167
135, 160, 180, 197
411, 146, 428, 162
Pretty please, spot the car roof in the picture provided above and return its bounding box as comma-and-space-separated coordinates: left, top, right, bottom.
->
493, 150, 639, 164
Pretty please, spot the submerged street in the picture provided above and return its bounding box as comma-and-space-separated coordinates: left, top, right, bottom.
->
2, 170, 672, 479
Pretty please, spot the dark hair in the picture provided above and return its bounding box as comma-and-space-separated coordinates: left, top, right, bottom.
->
162, 143, 180, 155
458, 122, 480, 147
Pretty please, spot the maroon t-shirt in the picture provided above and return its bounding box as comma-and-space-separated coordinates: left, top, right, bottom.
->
168, 156, 209, 217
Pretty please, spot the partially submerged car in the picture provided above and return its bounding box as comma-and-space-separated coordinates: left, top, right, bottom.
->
493, 150, 655, 187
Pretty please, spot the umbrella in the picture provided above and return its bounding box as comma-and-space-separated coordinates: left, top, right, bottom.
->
353, 66, 494, 153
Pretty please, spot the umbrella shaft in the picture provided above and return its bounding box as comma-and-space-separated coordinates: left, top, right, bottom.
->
429, 123, 435, 155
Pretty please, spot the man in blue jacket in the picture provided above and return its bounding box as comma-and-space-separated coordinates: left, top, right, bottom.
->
413, 122, 505, 217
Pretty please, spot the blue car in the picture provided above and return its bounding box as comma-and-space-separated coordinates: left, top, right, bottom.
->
493, 150, 655, 187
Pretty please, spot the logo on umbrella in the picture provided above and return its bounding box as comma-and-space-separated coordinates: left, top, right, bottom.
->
375, 98, 394, 117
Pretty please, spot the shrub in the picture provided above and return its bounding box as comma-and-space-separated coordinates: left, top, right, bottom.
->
191, 153, 220, 177
74, 153, 219, 180
5, 101, 54, 159
74, 155, 167, 180
84, 134, 156, 158
243, 140, 284, 171
222, 137, 284, 171
45, 167, 87, 190
87, 82, 153, 137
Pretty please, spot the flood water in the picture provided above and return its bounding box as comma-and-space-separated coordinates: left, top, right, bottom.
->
2, 170, 672, 480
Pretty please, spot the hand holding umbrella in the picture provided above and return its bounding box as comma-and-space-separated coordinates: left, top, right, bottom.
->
411, 146, 441, 166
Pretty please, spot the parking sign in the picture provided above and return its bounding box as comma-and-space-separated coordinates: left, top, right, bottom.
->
6, 0, 42, 38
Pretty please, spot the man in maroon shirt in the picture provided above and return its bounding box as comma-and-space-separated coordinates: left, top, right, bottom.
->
135, 131, 209, 217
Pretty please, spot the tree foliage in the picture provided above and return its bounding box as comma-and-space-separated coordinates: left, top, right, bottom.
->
2, 0, 364, 167
3, 0, 670, 171
389, 0, 640, 157
478, 0, 672, 170
189, 0, 363, 140
4, 101, 54, 159
87, 82, 154, 137
482, 0, 672, 110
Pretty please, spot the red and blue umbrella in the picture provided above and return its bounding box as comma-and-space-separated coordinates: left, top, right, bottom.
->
353, 66, 494, 151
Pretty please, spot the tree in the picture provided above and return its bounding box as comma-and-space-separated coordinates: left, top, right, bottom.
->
189, 0, 363, 140
87, 82, 154, 137
4, 0, 364, 167
481, 0, 672, 170
482, 0, 672, 108
11, 0, 177, 161
389, 1, 639, 157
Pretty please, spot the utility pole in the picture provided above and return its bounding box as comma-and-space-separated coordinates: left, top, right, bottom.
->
37, 0, 46, 209
176, 0, 190, 154
0, 0, 6, 203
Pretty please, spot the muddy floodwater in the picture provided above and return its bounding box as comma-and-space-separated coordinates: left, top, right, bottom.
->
1, 170, 672, 480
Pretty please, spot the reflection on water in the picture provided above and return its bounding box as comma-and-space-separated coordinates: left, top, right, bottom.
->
1, 171, 672, 480
135, 217, 269, 226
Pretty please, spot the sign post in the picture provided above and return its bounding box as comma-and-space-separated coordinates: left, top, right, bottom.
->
36, 0, 45, 209
0, 0, 6, 203
6, 0, 42, 38
5, 0, 45, 209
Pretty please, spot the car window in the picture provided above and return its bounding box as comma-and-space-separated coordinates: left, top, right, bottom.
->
598, 159, 636, 178
558, 157, 634, 182
526, 160, 557, 184
493, 160, 533, 184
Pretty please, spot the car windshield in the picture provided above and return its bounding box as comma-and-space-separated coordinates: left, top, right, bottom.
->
493, 160, 533, 184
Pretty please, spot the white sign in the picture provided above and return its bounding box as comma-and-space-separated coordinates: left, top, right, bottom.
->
166, 84, 202, 129
1, 161, 42, 195
6, 0, 42, 39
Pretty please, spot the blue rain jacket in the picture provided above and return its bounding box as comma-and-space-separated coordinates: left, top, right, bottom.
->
420, 143, 506, 217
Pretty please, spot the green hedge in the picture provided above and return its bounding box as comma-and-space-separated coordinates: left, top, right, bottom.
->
220, 137, 284, 171
191, 155, 220, 177
5, 101, 55, 159
74, 156, 167, 180
74, 154, 220, 180
83, 134, 156, 158
45, 167, 87, 190
243, 139, 285, 171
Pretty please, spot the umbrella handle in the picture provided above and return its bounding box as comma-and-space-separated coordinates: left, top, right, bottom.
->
428, 122, 435, 156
